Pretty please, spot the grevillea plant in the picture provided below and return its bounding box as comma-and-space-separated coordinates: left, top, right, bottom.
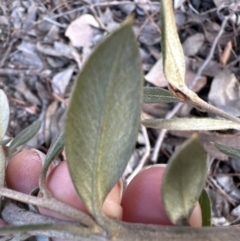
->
0, 0, 240, 240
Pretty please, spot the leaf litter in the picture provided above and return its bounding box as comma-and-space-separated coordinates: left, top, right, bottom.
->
1, 0, 240, 232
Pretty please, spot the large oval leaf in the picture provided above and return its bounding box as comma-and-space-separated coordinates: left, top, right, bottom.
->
162, 136, 207, 225
65, 20, 143, 218
0, 89, 9, 140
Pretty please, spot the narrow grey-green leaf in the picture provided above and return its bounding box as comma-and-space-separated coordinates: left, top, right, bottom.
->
0, 89, 9, 140
0, 138, 11, 146
0, 147, 5, 182
0, 223, 87, 239
39, 130, 64, 196
160, 0, 240, 125
9, 121, 41, 150
0, 146, 5, 186
142, 118, 240, 130
65, 19, 142, 218
144, 87, 178, 103
161, 0, 185, 90
199, 189, 211, 226
214, 143, 240, 160
162, 137, 207, 225
0, 147, 5, 214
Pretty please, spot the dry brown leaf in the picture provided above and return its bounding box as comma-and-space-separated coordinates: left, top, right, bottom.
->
174, 0, 186, 9
220, 41, 232, 66
185, 69, 207, 92
169, 131, 240, 160
145, 54, 168, 87
143, 103, 170, 118
65, 14, 99, 49
102, 8, 120, 32
146, 55, 207, 89
15, 81, 40, 106
182, 33, 205, 57
208, 69, 240, 116
52, 66, 75, 95
188, 57, 222, 77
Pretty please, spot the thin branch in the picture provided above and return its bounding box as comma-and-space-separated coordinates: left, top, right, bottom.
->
0, 188, 97, 228
152, 102, 183, 163
190, 16, 229, 88
0, 39, 17, 68
208, 177, 236, 206
2, 202, 79, 226
0, 68, 45, 76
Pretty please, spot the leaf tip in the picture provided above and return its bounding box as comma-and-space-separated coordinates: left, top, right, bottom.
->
191, 132, 199, 139
124, 14, 134, 26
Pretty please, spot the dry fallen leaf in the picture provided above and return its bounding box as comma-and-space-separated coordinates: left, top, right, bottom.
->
220, 41, 232, 66
174, 0, 186, 9
145, 54, 168, 87
51, 66, 75, 95
182, 33, 205, 57
208, 69, 240, 116
65, 14, 99, 49
146, 55, 206, 90
169, 130, 240, 160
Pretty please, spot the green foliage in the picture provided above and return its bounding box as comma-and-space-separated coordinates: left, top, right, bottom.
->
144, 87, 178, 103
142, 118, 240, 130
199, 189, 212, 226
65, 18, 143, 221
159, 0, 240, 124
8, 120, 41, 151
214, 143, 240, 160
0, 223, 85, 239
0, 0, 239, 239
0, 139, 11, 146
0, 147, 5, 182
161, 136, 207, 226
161, 0, 185, 91
0, 89, 9, 140
39, 130, 64, 196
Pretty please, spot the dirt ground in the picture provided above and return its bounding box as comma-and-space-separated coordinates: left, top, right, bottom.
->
1, 0, 240, 229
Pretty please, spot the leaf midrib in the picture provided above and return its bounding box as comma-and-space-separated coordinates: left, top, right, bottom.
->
91, 36, 123, 213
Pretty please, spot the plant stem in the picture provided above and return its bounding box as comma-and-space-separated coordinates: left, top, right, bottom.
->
0, 187, 96, 228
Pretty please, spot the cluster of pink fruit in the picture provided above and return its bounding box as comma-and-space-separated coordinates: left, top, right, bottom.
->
5, 149, 202, 236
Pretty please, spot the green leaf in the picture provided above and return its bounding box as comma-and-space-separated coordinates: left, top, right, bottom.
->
0, 147, 5, 212
0, 89, 9, 140
65, 19, 142, 219
199, 189, 211, 226
143, 87, 178, 103
161, 0, 186, 90
0, 146, 5, 186
214, 143, 240, 160
0, 138, 12, 146
142, 118, 240, 131
39, 130, 64, 195
162, 136, 207, 226
0, 223, 88, 239
9, 120, 41, 151
160, 0, 240, 125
